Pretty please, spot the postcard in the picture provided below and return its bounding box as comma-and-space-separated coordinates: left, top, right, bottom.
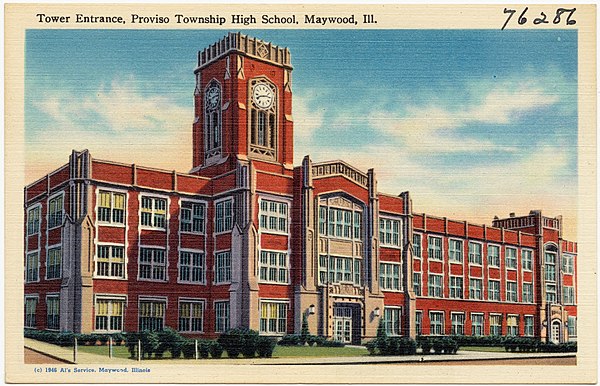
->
4, 3, 597, 384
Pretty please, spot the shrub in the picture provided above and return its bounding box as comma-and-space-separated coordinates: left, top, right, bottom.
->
158, 328, 185, 359
365, 340, 377, 355
420, 338, 432, 354
307, 335, 325, 346
98, 334, 110, 346
198, 341, 211, 359
182, 340, 196, 359
256, 336, 276, 358
300, 315, 310, 345
376, 318, 387, 340
209, 341, 223, 358
218, 328, 247, 358
277, 334, 301, 346
318, 339, 345, 347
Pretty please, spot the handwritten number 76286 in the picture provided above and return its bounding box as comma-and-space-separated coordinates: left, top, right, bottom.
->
502, 7, 576, 30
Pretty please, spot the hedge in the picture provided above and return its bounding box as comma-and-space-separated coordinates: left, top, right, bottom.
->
277, 334, 345, 347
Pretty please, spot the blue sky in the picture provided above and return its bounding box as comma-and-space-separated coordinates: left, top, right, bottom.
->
25, 29, 578, 237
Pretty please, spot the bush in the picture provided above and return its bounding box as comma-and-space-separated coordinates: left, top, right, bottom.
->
218, 328, 253, 358
209, 341, 223, 358
318, 339, 345, 347
198, 341, 211, 359
365, 340, 377, 355
277, 334, 301, 346
256, 337, 276, 358
300, 315, 310, 345
157, 328, 185, 359
182, 340, 196, 359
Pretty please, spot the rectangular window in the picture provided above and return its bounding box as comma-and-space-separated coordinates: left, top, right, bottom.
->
449, 276, 463, 299
215, 301, 230, 333
380, 263, 401, 291
413, 233, 422, 258
178, 251, 205, 284
27, 206, 40, 235
429, 312, 444, 335
506, 281, 518, 302
139, 247, 166, 281
563, 254, 574, 274
260, 302, 288, 335
469, 278, 483, 300
567, 316, 576, 337
215, 199, 233, 233
428, 274, 443, 298
98, 191, 126, 224
140, 196, 167, 229
319, 206, 327, 235
449, 239, 463, 263
488, 280, 500, 301
322, 256, 361, 285
487, 245, 500, 267
259, 251, 289, 284
25, 297, 38, 328
563, 286, 575, 304
46, 247, 62, 280
469, 242, 482, 265
413, 272, 422, 296
25, 251, 39, 282
178, 300, 204, 333
215, 251, 231, 284
524, 315, 534, 337
138, 300, 165, 331
95, 298, 124, 332
546, 283, 556, 303
46, 295, 60, 330
522, 249, 533, 271
384, 307, 401, 336
451, 313, 465, 335
259, 199, 288, 234
96, 245, 125, 279
428, 236, 442, 260
505, 247, 517, 269
48, 195, 64, 229
490, 314, 502, 336
318, 255, 328, 285
522, 283, 534, 303
415, 311, 422, 336
507, 315, 519, 336
544, 252, 556, 281
180, 201, 205, 234
471, 313, 484, 336
353, 212, 362, 240
379, 218, 400, 246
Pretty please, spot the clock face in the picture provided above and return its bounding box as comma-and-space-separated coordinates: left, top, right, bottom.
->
206, 86, 220, 109
252, 83, 274, 109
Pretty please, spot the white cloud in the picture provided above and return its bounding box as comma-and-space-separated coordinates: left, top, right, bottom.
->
292, 92, 325, 140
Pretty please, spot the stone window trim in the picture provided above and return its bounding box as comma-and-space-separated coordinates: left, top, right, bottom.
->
429, 311, 445, 336
258, 196, 290, 235
177, 249, 206, 285
412, 233, 423, 259
521, 248, 534, 272
258, 249, 290, 285
383, 306, 402, 336
380, 262, 402, 292
45, 244, 62, 281
427, 235, 443, 261
505, 247, 518, 270
96, 189, 127, 227
468, 241, 483, 266
178, 298, 206, 334
45, 293, 61, 331
179, 199, 207, 235
93, 294, 127, 333
47, 192, 65, 230
471, 312, 485, 336
139, 194, 169, 231
138, 246, 168, 283
214, 249, 232, 285
214, 300, 230, 333
379, 216, 402, 248
487, 244, 501, 268
448, 238, 464, 263
450, 312, 465, 335
27, 203, 42, 236
524, 314, 535, 337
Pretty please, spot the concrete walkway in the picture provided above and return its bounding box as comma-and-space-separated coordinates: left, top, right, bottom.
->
24, 338, 575, 366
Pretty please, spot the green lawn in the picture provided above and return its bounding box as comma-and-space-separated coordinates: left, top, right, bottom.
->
76, 344, 368, 360
459, 346, 507, 352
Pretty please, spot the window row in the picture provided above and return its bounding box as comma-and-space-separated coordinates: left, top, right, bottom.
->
420, 312, 534, 337
318, 255, 361, 286
24, 295, 60, 330
319, 206, 362, 240
413, 234, 537, 270
413, 273, 536, 303
24, 248, 62, 283
26, 195, 64, 235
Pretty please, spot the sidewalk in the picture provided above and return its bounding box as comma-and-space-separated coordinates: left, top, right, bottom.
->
25, 338, 575, 365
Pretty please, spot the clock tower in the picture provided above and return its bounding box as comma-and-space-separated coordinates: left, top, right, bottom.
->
190, 32, 294, 175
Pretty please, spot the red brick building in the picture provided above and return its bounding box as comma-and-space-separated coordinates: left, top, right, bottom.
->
24, 32, 577, 344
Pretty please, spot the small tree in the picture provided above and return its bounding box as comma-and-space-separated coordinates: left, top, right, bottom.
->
300, 314, 310, 345
376, 318, 387, 340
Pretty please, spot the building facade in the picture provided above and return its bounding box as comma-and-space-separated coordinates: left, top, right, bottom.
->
24, 32, 577, 344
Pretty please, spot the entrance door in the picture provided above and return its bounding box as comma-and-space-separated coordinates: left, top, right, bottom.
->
551, 321, 561, 344
333, 306, 352, 343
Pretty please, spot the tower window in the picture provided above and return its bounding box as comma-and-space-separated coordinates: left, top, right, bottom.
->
204, 80, 222, 160
249, 78, 277, 160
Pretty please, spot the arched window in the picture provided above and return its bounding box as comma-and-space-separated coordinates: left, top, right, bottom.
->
248, 78, 277, 159
204, 80, 222, 160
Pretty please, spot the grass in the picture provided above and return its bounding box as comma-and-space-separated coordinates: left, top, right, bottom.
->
76, 343, 368, 360
459, 346, 507, 352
